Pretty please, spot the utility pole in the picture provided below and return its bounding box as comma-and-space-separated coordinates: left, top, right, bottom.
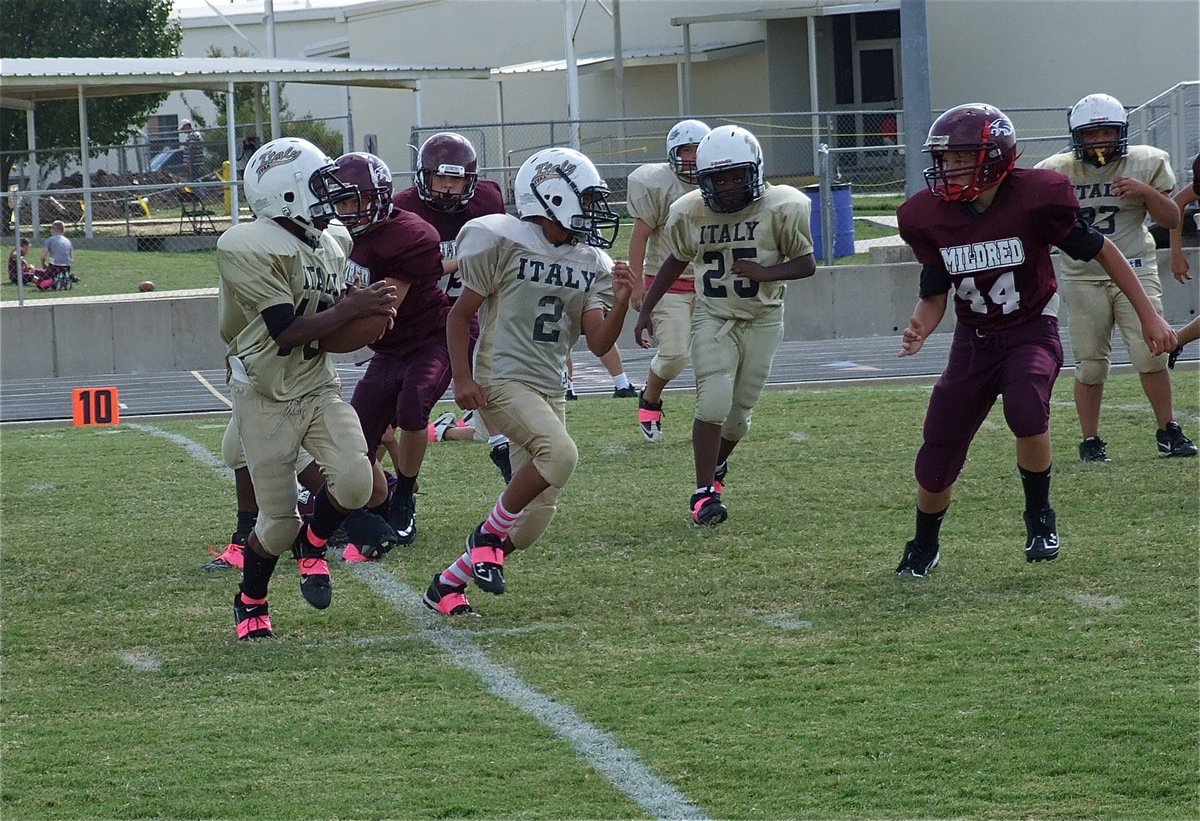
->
562, 0, 582, 150
265, 0, 281, 141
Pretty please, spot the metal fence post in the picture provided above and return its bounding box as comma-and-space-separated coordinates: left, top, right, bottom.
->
818, 143, 833, 267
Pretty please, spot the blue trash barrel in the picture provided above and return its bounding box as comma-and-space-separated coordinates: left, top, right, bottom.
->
802, 183, 855, 258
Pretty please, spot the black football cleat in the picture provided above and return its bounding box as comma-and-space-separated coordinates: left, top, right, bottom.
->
1023, 508, 1060, 563
895, 539, 940, 577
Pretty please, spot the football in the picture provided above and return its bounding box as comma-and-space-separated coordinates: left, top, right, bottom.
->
319, 315, 390, 353
138, 280, 156, 292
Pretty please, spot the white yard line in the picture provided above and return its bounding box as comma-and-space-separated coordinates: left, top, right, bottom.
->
137, 422, 708, 821
191, 370, 232, 407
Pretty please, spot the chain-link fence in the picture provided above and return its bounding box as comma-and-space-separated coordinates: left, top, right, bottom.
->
3, 86, 1194, 262
408, 84, 1198, 207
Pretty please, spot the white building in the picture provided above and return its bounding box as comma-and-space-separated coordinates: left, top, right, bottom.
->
159, 0, 1199, 184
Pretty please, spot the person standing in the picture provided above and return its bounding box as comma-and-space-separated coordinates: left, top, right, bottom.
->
219, 137, 397, 639
634, 125, 816, 526
424, 147, 635, 616
894, 104, 1177, 578
393, 132, 514, 482
628, 119, 710, 442
1166, 151, 1200, 369
332, 151, 451, 553
1036, 93, 1195, 461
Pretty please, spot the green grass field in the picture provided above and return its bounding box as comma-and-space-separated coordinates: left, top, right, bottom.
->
2, 373, 1197, 818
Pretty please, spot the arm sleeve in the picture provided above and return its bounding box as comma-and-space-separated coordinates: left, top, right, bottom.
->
918, 263, 952, 298
455, 220, 503, 297
778, 192, 815, 259
261, 303, 297, 339
625, 172, 652, 224
1148, 152, 1176, 194
896, 201, 948, 269
664, 200, 696, 265
584, 251, 615, 313
217, 246, 296, 316
1054, 217, 1105, 262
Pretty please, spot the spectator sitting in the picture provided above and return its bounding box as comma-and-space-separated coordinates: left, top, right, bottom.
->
8, 238, 41, 285
41, 220, 76, 285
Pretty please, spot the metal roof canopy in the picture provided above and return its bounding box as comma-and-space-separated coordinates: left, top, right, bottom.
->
0, 57, 490, 238
0, 56, 489, 103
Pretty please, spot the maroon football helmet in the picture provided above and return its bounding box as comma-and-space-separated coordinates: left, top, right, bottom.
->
332, 152, 393, 235
922, 103, 1019, 202
415, 132, 479, 213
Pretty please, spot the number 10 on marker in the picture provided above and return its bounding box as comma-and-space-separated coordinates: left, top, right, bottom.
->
72, 387, 120, 427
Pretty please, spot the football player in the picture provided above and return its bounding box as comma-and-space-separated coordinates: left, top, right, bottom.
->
203, 420, 325, 571
894, 104, 1177, 578
393, 132, 514, 482
424, 146, 636, 616
219, 137, 397, 639
627, 118, 710, 442
1036, 93, 1195, 461
634, 125, 816, 526
332, 151, 452, 551
1166, 152, 1200, 369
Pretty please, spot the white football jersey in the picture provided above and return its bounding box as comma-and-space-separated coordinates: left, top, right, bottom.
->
457, 214, 614, 394
626, 162, 698, 280
665, 184, 813, 320
217, 218, 351, 400
1036, 145, 1175, 281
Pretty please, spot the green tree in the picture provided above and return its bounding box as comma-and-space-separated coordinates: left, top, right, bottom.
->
0, 0, 182, 196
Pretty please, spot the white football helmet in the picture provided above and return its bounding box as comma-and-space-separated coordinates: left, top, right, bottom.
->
1068, 93, 1128, 168
514, 147, 619, 248
243, 137, 349, 237
695, 125, 764, 213
666, 119, 711, 183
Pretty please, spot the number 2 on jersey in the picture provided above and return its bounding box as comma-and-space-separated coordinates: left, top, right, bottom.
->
532, 295, 564, 342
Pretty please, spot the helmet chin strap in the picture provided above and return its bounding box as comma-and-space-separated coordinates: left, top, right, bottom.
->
274, 215, 326, 246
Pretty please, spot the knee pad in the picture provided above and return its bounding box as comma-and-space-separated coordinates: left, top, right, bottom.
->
650, 350, 689, 383
1002, 386, 1051, 439
1129, 345, 1167, 374
721, 409, 751, 443
530, 430, 578, 489
324, 453, 374, 511
508, 487, 562, 550
695, 376, 734, 426
1074, 358, 1109, 386
915, 442, 968, 494
254, 514, 302, 558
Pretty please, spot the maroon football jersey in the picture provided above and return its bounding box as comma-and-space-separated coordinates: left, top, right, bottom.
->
393, 179, 506, 241
393, 179, 507, 301
346, 208, 449, 357
897, 168, 1079, 330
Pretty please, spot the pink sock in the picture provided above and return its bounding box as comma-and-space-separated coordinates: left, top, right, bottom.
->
439, 553, 473, 588
239, 593, 267, 606
481, 496, 518, 540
